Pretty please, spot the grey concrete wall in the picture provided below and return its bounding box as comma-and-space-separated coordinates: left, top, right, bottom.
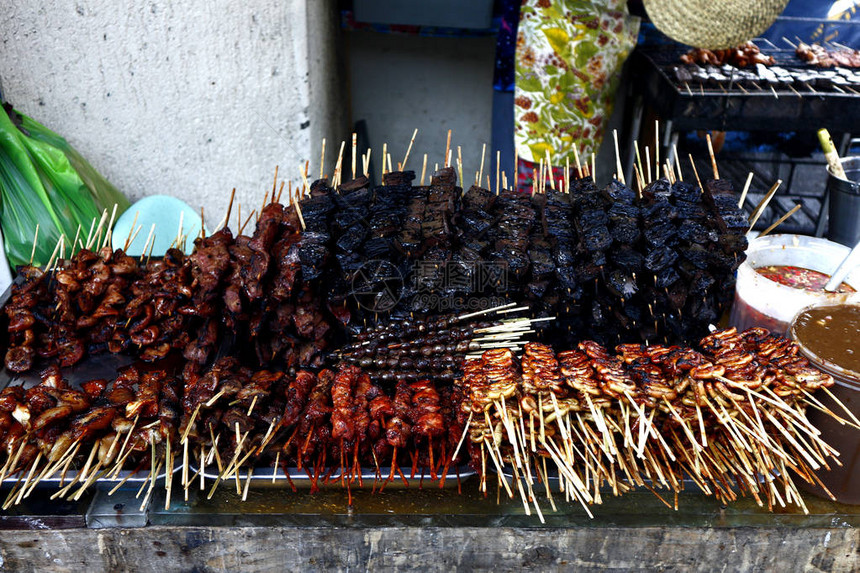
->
308, 0, 349, 181
347, 30, 495, 185
0, 0, 344, 227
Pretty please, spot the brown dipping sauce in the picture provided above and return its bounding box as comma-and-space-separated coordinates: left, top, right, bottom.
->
756, 265, 855, 293
792, 304, 860, 374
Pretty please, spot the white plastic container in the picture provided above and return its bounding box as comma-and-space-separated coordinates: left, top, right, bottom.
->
728, 234, 860, 334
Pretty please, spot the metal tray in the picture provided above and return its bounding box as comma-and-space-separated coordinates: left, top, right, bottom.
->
0, 282, 476, 493
0, 348, 146, 487
193, 463, 475, 490
3, 467, 175, 488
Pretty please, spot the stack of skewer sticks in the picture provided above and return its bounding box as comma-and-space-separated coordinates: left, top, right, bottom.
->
22, 125, 786, 269
0, 130, 822, 517
624, 125, 794, 233
0, 360, 482, 509
336, 303, 553, 384
9, 126, 794, 374
0, 304, 537, 508
1, 325, 854, 519
454, 327, 856, 522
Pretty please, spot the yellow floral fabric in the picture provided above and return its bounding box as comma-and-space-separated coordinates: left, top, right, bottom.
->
515, 0, 639, 163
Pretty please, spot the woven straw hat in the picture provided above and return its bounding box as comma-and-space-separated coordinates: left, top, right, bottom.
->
643, 0, 789, 49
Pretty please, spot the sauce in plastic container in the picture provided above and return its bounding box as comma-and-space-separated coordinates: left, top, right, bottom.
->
729, 235, 860, 335
792, 304, 860, 375
755, 265, 856, 293
790, 303, 860, 504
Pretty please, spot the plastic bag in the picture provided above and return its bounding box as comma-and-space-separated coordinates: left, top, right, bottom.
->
18, 111, 130, 216
0, 108, 67, 267
0, 104, 129, 268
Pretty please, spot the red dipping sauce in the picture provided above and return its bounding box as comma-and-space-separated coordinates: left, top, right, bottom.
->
755, 265, 855, 293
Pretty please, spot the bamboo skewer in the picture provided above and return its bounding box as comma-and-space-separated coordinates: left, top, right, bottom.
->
351, 133, 358, 181
612, 130, 625, 185
634, 164, 645, 195
363, 148, 372, 178
655, 120, 660, 183
69, 224, 84, 257
821, 387, 860, 428
319, 138, 326, 180
759, 204, 802, 237
58, 234, 66, 265
634, 142, 645, 187
645, 146, 652, 185
444, 130, 452, 168
138, 224, 156, 264
591, 153, 596, 184
544, 149, 555, 191
748, 179, 782, 231
44, 235, 64, 272
497, 150, 502, 195
457, 146, 464, 187
175, 211, 184, 250
86, 210, 108, 251
672, 143, 682, 182
220, 189, 237, 232
125, 225, 142, 253
239, 209, 257, 235
402, 128, 418, 171
663, 163, 674, 184
687, 154, 702, 190
478, 143, 486, 187
738, 172, 754, 208
84, 217, 98, 251
334, 141, 346, 188
564, 156, 570, 193
29, 224, 40, 265
300, 164, 311, 198
706, 133, 719, 180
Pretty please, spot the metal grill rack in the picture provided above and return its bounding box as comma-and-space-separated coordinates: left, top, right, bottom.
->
631, 38, 860, 133
626, 27, 860, 235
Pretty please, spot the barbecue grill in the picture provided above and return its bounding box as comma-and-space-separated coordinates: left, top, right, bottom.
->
625, 26, 860, 235
630, 42, 860, 133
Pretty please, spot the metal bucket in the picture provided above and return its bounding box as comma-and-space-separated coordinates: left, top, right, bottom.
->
827, 157, 860, 247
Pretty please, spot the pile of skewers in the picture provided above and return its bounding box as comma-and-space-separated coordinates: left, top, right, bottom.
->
5, 329, 860, 518
4, 191, 335, 374
0, 322, 854, 517
299, 162, 751, 347
455, 327, 857, 521
2, 133, 831, 520
178, 359, 469, 504
0, 359, 470, 509
0, 302, 537, 508
680, 42, 774, 67
336, 304, 550, 384
5, 163, 751, 375
0, 363, 181, 508
796, 41, 860, 69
